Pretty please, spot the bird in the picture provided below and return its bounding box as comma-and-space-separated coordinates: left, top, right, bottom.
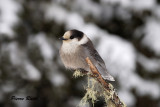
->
59, 29, 115, 81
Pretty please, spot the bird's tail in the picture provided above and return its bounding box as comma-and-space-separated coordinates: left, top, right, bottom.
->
96, 65, 115, 81
102, 73, 115, 81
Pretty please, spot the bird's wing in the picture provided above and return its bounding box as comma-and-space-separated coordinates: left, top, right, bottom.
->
82, 39, 115, 81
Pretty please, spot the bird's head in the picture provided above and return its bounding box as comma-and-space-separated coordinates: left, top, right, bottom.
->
59, 29, 88, 45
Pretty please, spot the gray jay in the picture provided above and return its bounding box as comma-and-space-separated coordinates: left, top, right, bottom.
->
59, 29, 115, 81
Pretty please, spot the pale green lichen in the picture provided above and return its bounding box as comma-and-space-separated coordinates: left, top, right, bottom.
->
73, 70, 85, 78
103, 83, 114, 100
79, 88, 97, 106
79, 77, 98, 107
78, 76, 126, 107
74, 70, 126, 107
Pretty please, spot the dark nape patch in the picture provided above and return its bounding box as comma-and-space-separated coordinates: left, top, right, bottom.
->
70, 29, 84, 41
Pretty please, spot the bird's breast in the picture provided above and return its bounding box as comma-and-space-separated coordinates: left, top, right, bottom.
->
61, 42, 79, 54
60, 45, 89, 70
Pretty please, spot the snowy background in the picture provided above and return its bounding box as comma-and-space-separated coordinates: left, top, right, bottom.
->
0, 0, 160, 107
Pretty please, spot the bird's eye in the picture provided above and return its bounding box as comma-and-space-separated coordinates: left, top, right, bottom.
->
70, 35, 74, 39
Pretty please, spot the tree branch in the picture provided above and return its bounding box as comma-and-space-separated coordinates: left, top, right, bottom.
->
85, 57, 126, 107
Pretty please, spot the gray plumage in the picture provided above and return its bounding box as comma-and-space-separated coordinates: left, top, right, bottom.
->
59, 29, 115, 81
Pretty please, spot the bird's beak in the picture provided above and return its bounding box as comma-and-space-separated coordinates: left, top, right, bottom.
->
59, 37, 68, 40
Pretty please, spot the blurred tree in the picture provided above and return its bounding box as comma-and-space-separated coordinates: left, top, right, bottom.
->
0, 0, 160, 107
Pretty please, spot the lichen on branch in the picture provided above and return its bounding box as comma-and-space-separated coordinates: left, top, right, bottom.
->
73, 70, 85, 78
73, 57, 126, 107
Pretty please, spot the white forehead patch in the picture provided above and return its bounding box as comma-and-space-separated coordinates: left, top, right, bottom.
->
78, 34, 88, 45
63, 31, 71, 39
